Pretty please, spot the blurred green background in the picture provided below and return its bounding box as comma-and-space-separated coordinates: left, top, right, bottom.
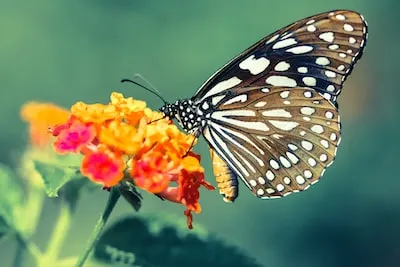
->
1, 0, 399, 266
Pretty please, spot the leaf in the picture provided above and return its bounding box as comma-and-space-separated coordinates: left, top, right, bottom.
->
33, 160, 79, 197
117, 180, 142, 211
0, 163, 24, 237
94, 216, 263, 267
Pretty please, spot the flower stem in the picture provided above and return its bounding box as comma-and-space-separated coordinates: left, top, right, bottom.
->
75, 188, 121, 267
39, 199, 72, 267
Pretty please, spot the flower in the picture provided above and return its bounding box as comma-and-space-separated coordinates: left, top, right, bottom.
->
22, 92, 214, 229
81, 146, 126, 187
20, 102, 70, 147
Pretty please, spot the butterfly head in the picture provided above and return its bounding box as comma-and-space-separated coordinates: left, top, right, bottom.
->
159, 99, 201, 134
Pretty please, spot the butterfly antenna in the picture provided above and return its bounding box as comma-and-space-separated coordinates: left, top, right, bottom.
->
132, 73, 164, 99
121, 78, 167, 104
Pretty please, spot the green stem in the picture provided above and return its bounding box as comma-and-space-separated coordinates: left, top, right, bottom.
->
39, 200, 72, 267
14, 234, 42, 267
75, 188, 121, 267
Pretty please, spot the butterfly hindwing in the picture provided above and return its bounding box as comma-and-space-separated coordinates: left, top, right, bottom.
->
202, 86, 340, 198
193, 10, 368, 105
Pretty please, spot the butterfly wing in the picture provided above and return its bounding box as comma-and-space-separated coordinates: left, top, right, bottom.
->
202, 86, 340, 198
193, 10, 367, 105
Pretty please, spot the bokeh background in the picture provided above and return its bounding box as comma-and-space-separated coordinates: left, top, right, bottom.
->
1, 0, 399, 266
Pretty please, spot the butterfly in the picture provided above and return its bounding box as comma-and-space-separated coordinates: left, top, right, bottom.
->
158, 10, 368, 202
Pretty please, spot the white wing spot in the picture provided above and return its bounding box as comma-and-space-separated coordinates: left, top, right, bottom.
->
276, 184, 285, 192
301, 140, 313, 151
328, 44, 339, 50
330, 133, 337, 141
323, 93, 331, 100
349, 37, 356, 44
320, 139, 329, 148
301, 107, 315, 115
265, 34, 280, 44
337, 65, 345, 71
286, 45, 313, 54
296, 175, 306, 185
280, 91, 290, 98
270, 159, 280, 170
297, 67, 308, 73
304, 170, 313, 178
316, 57, 330, 66
257, 189, 265, 196
303, 116, 311, 121
325, 111, 334, 119
336, 14, 346, 20
202, 77, 241, 100
223, 94, 248, 105
283, 100, 291, 105
258, 177, 266, 185
311, 125, 324, 134
319, 32, 335, 42
304, 91, 312, 98
254, 101, 267, 108
327, 85, 335, 92
249, 180, 257, 187
307, 25, 316, 32
286, 151, 299, 164
308, 157, 317, 167
239, 55, 270, 75
272, 38, 297, 49
288, 144, 298, 151
283, 177, 291, 184
300, 131, 306, 136
344, 23, 354, 32
262, 109, 292, 118
303, 77, 317, 86
266, 170, 275, 181
279, 156, 291, 168
212, 95, 225, 106
202, 101, 209, 110
266, 188, 275, 194
261, 87, 270, 93
269, 120, 299, 131
266, 76, 297, 87
320, 153, 328, 162
306, 19, 315, 25
325, 70, 337, 78
339, 53, 347, 58
274, 61, 291, 71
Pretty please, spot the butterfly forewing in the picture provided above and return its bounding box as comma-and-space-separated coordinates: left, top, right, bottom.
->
202, 87, 340, 198
193, 10, 367, 105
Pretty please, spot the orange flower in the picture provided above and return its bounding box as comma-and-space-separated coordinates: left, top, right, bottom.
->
22, 91, 213, 229
98, 119, 145, 155
71, 102, 119, 125
20, 102, 70, 147
81, 146, 126, 187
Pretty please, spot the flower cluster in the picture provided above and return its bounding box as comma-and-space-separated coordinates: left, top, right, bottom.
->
21, 93, 214, 228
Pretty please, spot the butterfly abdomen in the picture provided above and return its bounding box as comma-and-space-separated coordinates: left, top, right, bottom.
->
209, 149, 239, 202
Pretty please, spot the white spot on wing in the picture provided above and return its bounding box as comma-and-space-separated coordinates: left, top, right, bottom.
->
254, 101, 267, 108
297, 67, 308, 73
286, 45, 313, 54
262, 109, 292, 118
272, 38, 297, 49
239, 55, 270, 75
211, 110, 270, 132
303, 77, 317, 86
202, 77, 241, 100
300, 107, 315, 115
266, 76, 297, 87
212, 95, 225, 105
269, 120, 299, 131
316, 57, 330, 66
319, 32, 334, 42
223, 94, 248, 106
266, 34, 279, 44
344, 23, 354, 32
274, 61, 290, 71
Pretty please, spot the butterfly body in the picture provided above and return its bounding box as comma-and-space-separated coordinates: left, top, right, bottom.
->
159, 10, 368, 201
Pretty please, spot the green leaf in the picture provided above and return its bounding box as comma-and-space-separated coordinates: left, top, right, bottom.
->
33, 160, 79, 197
117, 180, 142, 211
94, 216, 263, 267
0, 163, 24, 237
